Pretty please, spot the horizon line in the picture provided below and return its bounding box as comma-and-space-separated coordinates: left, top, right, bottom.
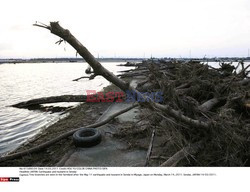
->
1, 56, 250, 60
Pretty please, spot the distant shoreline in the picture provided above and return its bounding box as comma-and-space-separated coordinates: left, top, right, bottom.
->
0, 58, 144, 64
1, 57, 250, 64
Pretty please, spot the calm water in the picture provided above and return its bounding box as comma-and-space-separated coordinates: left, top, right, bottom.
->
0, 62, 133, 156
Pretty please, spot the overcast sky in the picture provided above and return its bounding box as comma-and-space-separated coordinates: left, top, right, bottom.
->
1, 0, 250, 58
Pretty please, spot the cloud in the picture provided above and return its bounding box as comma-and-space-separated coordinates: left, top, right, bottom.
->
0, 43, 12, 51
9, 25, 27, 31
1, 0, 250, 58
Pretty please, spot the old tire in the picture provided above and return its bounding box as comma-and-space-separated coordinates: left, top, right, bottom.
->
73, 128, 102, 148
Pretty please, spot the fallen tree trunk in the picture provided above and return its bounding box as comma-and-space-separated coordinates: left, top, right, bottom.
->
33, 22, 211, 131
11, 94, 125, 108
33, 22, 211, 129
34, 22, 130, 92
12, 95, 89, 108
0, 103, 139, 162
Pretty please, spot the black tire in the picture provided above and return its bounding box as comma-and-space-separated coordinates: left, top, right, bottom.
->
73, 128, 102, 148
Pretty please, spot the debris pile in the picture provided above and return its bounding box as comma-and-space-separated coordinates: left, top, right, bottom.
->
118, 59, 250, 166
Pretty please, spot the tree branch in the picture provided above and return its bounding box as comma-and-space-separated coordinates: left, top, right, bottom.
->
153, 103, 210, 129
35, 22, 130, 91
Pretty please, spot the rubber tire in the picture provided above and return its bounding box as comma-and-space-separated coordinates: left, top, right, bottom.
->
73, 128, 102, 148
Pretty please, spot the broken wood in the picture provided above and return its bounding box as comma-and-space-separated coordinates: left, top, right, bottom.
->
144, 129, 155, 166
11, 95, 89, 108
160, 141, 204, 167
153, 103, 210, 129
238, 78, 250, 86
198, 98, 220, 112
72, 76, 92, 81
11, 94, 126, 108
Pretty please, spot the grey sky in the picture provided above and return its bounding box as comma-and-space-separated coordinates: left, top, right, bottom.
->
1, 0, 250, 58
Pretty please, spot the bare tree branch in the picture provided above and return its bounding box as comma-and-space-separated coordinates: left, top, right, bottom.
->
34, 22, 130, 91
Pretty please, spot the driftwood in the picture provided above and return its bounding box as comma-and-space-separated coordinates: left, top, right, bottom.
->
153, 103, 210, 129
144, 129, 155, 166
160, 141, 204, 167
118, 67, 175, 79
72, 76, 91, 81
12, 95, 89, 108
0, 103, 139, 162
176, 82, 191, 89
245, 100, 250, 109
198, 98, 220, 112
11, 94, 125, 108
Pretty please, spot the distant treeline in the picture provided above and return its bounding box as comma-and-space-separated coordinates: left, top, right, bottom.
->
1, 57, 250, 64
0, 58, 144, 64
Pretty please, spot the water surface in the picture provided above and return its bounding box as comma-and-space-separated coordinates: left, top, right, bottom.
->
0, 62, 133, 156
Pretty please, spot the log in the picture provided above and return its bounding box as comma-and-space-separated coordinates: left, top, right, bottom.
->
176, 82, 191, 90
12, 95, 89, 108
160, 141, 204, 167
11, 94, 126, 108
198, 98, 220, 111
118, 72, 147, 78
144, 129, 155, 166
